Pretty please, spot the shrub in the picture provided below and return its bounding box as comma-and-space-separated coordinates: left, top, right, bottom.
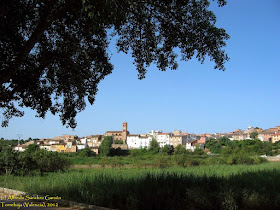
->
32, 150, 70, 172
99, 136, 113, 156
78, 147, 96, 157
161, 145, 174, 155
0, 146, 70, 175
110, 157, 124, 168
0, 146, 20, 175
114, 140, 123, 144
173, 154, 187, 167
129, 149, 141, 157
187, 159, 200, 167
154, 155, 169, 168
194, 147, 205, 155
149, 138, 160, 153
174, 144, 186, 155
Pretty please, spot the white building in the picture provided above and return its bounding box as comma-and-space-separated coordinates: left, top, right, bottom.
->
39, 145, 51, 151
80, 137, 88, 145
77, 144, 87, 150
14, 145, 27, 152
156, 133, 171, 148
186, 140, 204, 151
127, 134, 153, 149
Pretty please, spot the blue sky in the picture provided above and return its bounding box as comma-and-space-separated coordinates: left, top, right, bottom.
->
1, 0, 280, 139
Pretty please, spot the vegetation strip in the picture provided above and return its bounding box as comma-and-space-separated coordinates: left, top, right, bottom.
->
2, 163, 280, 209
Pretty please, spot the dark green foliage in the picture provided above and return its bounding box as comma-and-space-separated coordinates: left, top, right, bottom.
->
99, 136, 113, 156
0, 144, 70, 175
206, 137, 275, 156
173, 154, 190, 167
0, 139, 19, 151
154, 155, 170, 168
218, 136, 231, 146
174, 144, 186, 155
149, 138, 160, 153
220, 147, 267, 165
78, 147, 96, 157
161, 145, 174, 155
1, 0, 229, 128
25, 144, 40, 153
193, 147, 205, 155
109, 147, 129, 156
205, 138, 222, 153
114, 140, 123, 144
109, 156, 125, 168
250, 132, 259, 139
0, 146, 20, 175
31, 150, 70, 173
129, 148, 149, 157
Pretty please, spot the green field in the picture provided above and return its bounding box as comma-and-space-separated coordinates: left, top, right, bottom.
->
1, 162, 280, 209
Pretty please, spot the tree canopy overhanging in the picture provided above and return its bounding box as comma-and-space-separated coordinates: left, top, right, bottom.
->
0, 0, 229, 128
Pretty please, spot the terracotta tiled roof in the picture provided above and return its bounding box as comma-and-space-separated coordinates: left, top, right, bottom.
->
157, 133, 171, 135
262, 129, 276, 134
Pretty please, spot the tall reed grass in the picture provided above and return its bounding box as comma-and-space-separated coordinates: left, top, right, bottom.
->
1, 163, 280, 209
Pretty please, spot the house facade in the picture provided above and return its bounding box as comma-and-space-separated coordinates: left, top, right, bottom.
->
156, 133, 171, 148
272, 134, 280, 143
127, 134, 153, 149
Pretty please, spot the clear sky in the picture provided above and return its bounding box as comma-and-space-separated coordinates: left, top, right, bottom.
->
1, 0, 280, 139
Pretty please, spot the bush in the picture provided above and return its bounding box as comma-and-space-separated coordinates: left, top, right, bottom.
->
203, 156, 226, 165
99, 136, 113, 156
0, 145, 71, 175
78, 147, 96, 157
161, 145, 174, 155
154, 155, 169, 168
32, 150, 70, 172
186, 159, 200, 167
252, 156, 267, 164
114, 140, 123, 144
129, 149, 141, 157
149, 138, 160, 153
0, 146, 20, 175
173, 154, 186, 167
174, 144, 186, 155
226, 154, 254, 165
194, 147, 205, 155
110, 157, 124, 168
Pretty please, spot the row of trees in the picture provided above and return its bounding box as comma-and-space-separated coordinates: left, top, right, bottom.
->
0, 137, 39, 148
205, 136, 279, 156
0, 144, 70, 175
96, 137, 267, 166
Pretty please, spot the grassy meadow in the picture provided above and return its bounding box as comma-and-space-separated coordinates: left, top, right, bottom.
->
1, 162, 280, 209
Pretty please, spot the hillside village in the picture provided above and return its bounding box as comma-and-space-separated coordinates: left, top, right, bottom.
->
14, 122, 280, 154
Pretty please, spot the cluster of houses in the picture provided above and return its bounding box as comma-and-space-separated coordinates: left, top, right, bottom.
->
214, 126, 280, 143
14, 123, 280, 154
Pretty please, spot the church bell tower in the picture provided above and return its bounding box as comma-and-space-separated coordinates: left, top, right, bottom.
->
122, 122, 128, 143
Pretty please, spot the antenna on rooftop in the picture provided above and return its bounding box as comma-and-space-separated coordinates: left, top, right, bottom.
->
17, 134, 23, 151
